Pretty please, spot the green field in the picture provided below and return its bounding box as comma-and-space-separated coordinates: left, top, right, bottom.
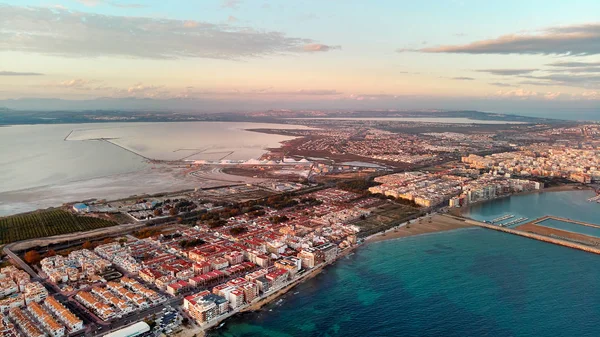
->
0, 209, 117, 244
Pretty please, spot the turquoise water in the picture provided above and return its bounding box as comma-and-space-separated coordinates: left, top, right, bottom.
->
538, 219, 600, 238
209, 226, 600, 337
463, 190, 599, 226
207, 191, 600, 337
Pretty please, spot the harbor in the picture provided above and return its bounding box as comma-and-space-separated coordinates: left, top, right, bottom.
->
484, 213, 529, 227
447, 214, 600, 255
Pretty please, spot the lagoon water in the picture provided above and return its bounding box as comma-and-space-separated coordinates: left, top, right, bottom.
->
210, 191, 600, 337
0, 122, 303, 194
0, 122, 306, 216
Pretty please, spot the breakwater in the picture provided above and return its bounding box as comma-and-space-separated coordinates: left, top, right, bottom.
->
453, 215, 600, 255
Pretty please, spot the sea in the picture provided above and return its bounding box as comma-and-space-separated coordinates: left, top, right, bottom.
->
209, 191, 600, 337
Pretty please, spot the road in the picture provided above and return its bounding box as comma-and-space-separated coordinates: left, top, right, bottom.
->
2, 246, 39, 278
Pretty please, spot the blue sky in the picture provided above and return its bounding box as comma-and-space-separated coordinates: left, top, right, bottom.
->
0, 0, 599, 112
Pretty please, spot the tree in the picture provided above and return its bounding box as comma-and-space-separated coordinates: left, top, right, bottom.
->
153, 209, 163, 216
24, 250, 41, 264
82, 241, 93, 250
169, 208, 179, 216
45, 249, 56, 258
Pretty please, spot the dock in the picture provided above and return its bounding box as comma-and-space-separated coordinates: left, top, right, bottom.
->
530, 215, 600, 230
444, 214, 600, 255
587, 195, 600, 203
502, 217, 528, 227
491, 214, 514, 223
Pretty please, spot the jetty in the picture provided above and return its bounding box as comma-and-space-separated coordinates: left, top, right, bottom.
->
444, 214, 600, 255
491, 214, 514, 223
502, 217, 528, 227
531, 215, 600, 229
587, 195, 600, 203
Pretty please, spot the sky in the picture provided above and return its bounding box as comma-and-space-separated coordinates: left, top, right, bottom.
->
0, 0, 599, 113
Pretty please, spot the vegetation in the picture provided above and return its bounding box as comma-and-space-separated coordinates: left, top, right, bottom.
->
269, 215, 289, 224
0, 209, 117, 244
300, 197, 323, 206
24, 250, 41, 264
229, 226, 248, 236
134, 227, 164, 239
257, 194, 299, 210
179, 238, 205, 248
336, 179, 379, 194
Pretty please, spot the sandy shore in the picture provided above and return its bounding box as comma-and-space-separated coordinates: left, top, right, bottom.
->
365, 214, 473, 243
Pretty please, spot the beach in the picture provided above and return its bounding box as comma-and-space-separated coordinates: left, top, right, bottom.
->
365, 214, 473, 243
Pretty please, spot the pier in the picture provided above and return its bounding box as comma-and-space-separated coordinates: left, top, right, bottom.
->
491, 214, 514, 223
502, 217, 528, 227
444, 215, 600, 255
530, 216, 600, 230
587, 195, 600, 203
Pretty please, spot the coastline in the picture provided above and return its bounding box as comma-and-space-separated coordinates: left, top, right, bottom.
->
174, 246, 357, 337
364, 214, 474, 243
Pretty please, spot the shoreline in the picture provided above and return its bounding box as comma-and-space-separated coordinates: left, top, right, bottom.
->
174, 246, 357, 337
183, 214, 480, 336
364, 214, 474, 243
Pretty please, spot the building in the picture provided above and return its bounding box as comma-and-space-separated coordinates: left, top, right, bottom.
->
184, 292, 228, 324
265, 268, 289, 289
167, 280, 190, 296
28, 301, 65, 337
44, 296, 84, 332
104, 322, 150, 337
72, 203, 90, 213
297, 248, 324, 269
8, 307, 45, 337
23, 282, 48, 304
228, 289, 245, 309
315, 243, 338, 263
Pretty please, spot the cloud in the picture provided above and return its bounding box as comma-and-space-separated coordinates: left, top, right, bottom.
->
545, 61, 600, 73
495, 89, 538, 97
476, 68, 537, 76
491, 89, 599, 101
183, 88, 343, 97
221, 0, 241, 9
0, 71, 44, 76
400, 23, 600, 55
40, 78, 99, 90
547, 61, 600, 67
0, 4, 337, 60
489, 82, 517, 87
74, 0, 147, 8
227, 16, 238, 23
519, 74, 600, 88
451, 76, 475, 81
126, 83, 164, 94
303, 44, 341, 52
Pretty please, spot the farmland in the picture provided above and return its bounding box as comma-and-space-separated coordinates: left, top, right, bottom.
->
0, 209, 117, 244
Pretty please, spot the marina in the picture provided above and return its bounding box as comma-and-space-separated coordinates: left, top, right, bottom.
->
502, 217, 529, 227
587, 194, 600, 203
491, 214, 514, 223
